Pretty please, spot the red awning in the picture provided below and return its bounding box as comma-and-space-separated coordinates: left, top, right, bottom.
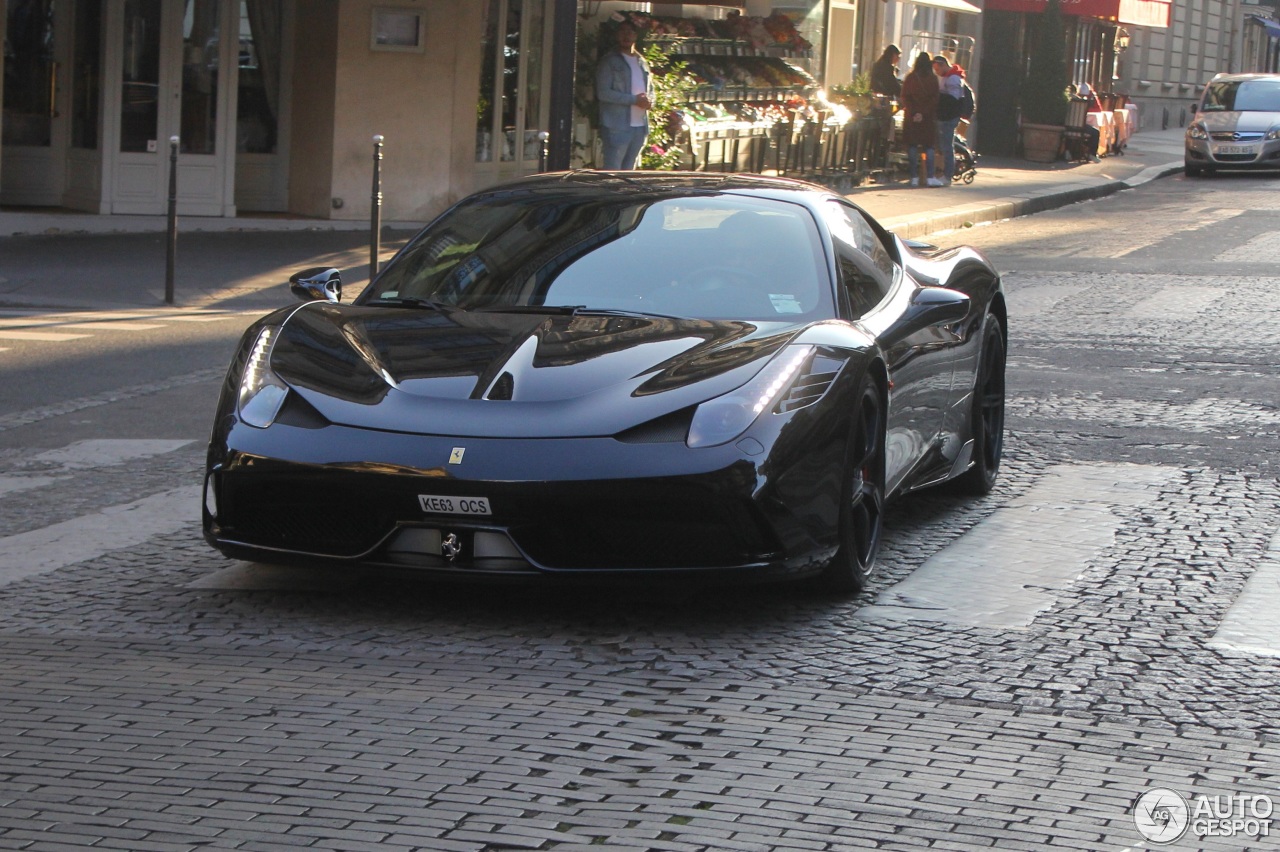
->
982, 0, 1170, 28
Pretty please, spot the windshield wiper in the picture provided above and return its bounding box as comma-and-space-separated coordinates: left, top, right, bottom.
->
571, 307, 695, 321
468, 304, 583, 314
366, 296, 459, 313
466, 304, 694, 321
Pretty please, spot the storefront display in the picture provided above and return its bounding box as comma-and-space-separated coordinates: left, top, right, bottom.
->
576, 6, 885, 182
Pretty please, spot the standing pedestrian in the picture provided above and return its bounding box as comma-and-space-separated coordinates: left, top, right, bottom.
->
934, 56, 966, 185
596, 20, 654, 170
870, 44, 902, 98
901, 52, 942, 187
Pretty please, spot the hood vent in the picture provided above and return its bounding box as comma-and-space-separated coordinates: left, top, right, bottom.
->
486, 372, 515, 401
615, 408, 693, 444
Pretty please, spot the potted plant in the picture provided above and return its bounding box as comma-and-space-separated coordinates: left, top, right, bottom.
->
828, 73, 873, 116
1020, 0, 1071, 162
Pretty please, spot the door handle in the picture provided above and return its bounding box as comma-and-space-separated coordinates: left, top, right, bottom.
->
49, 61, 61, 118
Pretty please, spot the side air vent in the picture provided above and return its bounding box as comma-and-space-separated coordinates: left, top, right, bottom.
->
776, 353, 842, 413
614, 408, 693, 444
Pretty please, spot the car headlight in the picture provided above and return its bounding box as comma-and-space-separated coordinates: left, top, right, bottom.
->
1187, 124, 1209, 140
687, 345, 815, 448
1267, 127, 1280, 141
237, 326, 289, 428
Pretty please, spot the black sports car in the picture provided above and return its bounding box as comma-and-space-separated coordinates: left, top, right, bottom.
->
203, 172, 1005, 592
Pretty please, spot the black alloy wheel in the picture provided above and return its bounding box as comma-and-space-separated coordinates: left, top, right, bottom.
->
956, 314, 1006, 495
818, 379, 886, 593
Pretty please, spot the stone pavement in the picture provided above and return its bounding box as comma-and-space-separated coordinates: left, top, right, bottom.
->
0, 127, 1188, 314
6, 124, 1279, 852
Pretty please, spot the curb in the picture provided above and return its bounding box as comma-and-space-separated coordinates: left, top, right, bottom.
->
882, 160, 1183, 239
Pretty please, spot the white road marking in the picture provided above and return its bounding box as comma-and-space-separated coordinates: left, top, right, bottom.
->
1125, 286, 1224, 319
59, 321, 168, 331
1007, 283, 1080, 315
1215, 229, 1280, 263
0, 330, 91, 342
0, 486, 199, 587
0, 440, 194, 498
30, 439, 194, 469
858, 464, 1176, 630
1209, 529, 1280, 657
0, 475, 65, 496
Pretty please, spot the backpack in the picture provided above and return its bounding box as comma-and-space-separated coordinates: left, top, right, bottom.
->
958, 82, 976, 119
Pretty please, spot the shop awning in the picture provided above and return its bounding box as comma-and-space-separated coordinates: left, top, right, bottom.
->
982, 0, 1170, 28
911, 0, 983, 15
1249, 14, 1280, 39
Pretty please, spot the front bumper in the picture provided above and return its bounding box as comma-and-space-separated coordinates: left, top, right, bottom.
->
1185, 134, 1280, 169
203, 416, 843, 581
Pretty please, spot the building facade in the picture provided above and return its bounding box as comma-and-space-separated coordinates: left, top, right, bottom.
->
1, 0, 566, 223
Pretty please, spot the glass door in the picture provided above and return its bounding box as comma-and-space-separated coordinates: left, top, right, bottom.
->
107, 0, 236, 215
1, 0, 69, 205
233, 0, 290, 212
474, 0, 550, 186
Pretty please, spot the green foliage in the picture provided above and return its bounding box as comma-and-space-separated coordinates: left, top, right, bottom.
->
638, 42, 697, 170
1021, 0, 1070, 126
829, 72, 872, 98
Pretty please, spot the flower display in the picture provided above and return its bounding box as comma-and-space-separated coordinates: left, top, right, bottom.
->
617, 10, 813, 52
679, 56, 816, 93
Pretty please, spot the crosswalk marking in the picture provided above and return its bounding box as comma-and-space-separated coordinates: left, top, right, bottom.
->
30, 439, 195, 468
0, 486, 200, 587
1209, 529, 1280, 657
0, 329, 92, 342
857, 464, 1176, 630
59, 321, 168, 331
0, 307, 261, 348
0, 440, 195, 498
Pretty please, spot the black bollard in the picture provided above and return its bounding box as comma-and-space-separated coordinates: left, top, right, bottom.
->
371, 135, 384, 279
165, 136, 179, 306
539, 131, 550, 172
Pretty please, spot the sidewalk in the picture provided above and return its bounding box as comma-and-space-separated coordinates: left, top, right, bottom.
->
0, 127, 1187, 313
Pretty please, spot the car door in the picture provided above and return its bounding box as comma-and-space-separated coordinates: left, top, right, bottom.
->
823, 201, 960, 494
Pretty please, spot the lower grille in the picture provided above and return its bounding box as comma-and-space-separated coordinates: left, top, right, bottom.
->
219, 476, 392, 557
511, 495, 772, 569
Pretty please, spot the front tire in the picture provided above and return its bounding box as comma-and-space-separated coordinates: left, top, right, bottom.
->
956, 314, 1006, 495
817, 378, 886, 593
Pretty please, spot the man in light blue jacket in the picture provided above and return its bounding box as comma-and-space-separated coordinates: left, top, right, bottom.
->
596, 20, 654, 170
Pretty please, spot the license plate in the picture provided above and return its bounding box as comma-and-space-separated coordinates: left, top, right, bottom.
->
418, 494, 492, 516
1215, 145, 1255, 155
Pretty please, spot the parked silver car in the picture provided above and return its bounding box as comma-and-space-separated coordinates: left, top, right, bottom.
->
1185, 73, 1280, 176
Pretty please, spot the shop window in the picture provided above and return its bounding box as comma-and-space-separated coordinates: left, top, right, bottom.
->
3, 0, 55, 147
71, 0, 102, 149
476, 0, 549, 167
180, 0, 220, 155
237, 0, 282, 154
120, 0, 162, 153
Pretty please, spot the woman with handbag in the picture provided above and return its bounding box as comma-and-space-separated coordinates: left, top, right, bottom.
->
901, 52, 943, 187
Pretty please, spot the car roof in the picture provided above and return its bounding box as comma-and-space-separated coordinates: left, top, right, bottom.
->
485, 170, 840, 206
1208, 72, 1280, 84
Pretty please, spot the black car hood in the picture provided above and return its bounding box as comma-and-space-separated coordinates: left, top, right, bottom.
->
269, 303, 798, 438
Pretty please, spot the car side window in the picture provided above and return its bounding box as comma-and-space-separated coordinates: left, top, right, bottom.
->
823, 201, 896, 318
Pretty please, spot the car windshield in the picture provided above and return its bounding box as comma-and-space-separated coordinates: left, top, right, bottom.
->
364, 190, 833, 322
1201, 79, 1280, 112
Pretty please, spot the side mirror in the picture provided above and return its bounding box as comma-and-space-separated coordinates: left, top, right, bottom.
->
289, 267, 342, 303
904, 287, 970, 332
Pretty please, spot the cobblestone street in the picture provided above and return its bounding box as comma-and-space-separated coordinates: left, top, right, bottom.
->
2, 172, 1279, 850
